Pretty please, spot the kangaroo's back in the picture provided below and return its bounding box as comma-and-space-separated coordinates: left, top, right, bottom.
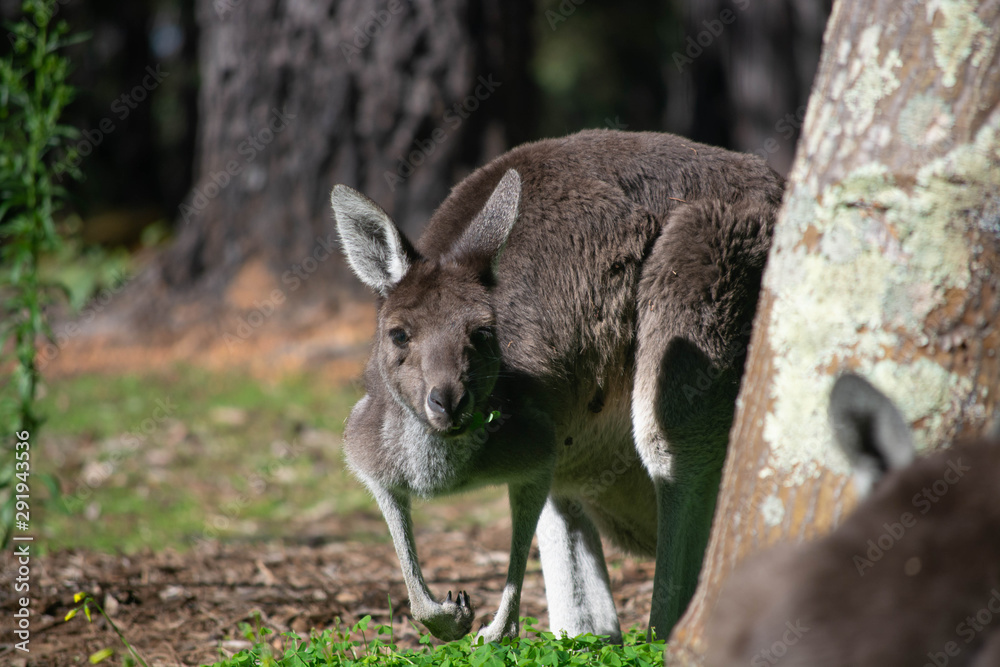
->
420, 129, 783, 396
422, 130, 780, 254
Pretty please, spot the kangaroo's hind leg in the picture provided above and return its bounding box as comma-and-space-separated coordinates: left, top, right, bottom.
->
632, 198, 774, 639
536, 496, 622, 643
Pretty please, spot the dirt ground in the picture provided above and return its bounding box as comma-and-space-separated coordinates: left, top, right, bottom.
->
4, 293, 659, 666
2, 525, 656, 666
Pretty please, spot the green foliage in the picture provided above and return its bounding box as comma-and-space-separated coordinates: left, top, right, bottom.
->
0, 0, 84, 546
210, 616, 664, 667
65, 591, 151, 666
38, 216, 132, 310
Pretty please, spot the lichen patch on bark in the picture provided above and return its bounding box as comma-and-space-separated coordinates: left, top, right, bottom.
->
760, 111, 998, 484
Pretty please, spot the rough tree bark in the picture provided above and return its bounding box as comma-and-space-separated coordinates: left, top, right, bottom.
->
667, 0, 1000, 663
117, 0, 533, 333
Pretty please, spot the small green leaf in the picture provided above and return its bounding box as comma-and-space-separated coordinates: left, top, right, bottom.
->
88, 648, 114, 663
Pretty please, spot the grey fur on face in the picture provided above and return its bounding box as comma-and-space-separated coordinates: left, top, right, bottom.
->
331, 129, 784, 644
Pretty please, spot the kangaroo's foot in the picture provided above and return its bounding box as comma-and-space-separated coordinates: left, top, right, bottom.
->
414, 590, 475, 641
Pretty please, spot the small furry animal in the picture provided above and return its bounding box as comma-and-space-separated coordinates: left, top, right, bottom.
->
331, 129, 783, 643
706, 374, 1000, 667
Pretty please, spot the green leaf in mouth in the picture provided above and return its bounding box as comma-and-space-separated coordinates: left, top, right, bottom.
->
451, 410, 502, 434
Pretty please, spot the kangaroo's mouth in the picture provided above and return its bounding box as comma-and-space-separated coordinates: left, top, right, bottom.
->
446, 421, 471, 437
424, 409, 471, 436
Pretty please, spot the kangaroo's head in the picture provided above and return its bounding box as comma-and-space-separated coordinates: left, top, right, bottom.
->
331, 170, 521, 435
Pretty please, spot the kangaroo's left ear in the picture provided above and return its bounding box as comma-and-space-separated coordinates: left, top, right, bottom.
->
449, 169, 521, 276
829, 373, 916, 497
331, 185, 417, 296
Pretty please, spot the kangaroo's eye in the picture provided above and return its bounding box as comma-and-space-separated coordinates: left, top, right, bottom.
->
388, 328, 409, 348
471, 327, 494, 346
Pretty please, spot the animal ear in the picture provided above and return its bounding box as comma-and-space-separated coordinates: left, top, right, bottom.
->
451, 169, 521, 273
829, 373, 916, 497
331, 185, 416, 296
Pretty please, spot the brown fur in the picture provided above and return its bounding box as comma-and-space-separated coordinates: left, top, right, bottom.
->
708, 380, 1000, 667
333, 129, 784, 642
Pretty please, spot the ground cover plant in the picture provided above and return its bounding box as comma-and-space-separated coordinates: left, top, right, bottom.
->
211, 615, 665, 667
64, 596, 665, 667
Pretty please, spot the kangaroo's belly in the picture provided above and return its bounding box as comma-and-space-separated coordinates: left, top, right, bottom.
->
550, 379, 658, 555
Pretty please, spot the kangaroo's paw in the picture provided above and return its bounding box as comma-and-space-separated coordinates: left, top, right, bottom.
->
417, 590, 475, 641
474, 616, 519, 646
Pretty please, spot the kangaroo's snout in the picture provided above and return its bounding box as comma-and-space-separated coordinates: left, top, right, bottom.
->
426, 384, 471, 429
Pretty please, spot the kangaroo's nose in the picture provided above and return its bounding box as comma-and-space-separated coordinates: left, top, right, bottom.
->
427, 386, 470, 418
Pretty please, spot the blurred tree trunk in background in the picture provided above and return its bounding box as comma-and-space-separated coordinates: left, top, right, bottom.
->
667, 0, 1000, 663
86, 0, 835, 337
128, 0, 533, 330
665, 0, 832, 175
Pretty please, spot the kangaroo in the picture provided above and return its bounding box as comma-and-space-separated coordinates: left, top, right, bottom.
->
331, 129, 783, 644
707, 374, 1000, 667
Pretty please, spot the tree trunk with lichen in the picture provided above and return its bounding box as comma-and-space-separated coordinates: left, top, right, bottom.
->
666, 0, 1000, 663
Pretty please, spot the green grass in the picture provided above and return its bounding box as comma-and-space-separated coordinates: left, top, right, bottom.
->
33, 365, 507, 553
212, 615, 665, 667
34, 365, 363, 552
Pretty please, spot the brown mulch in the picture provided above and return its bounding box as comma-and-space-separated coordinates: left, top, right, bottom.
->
2, 530, 656, 666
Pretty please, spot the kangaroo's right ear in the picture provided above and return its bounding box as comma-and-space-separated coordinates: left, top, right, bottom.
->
331, 185, 416, 296
829, 373, 916, 497
450, 169, 521, 274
